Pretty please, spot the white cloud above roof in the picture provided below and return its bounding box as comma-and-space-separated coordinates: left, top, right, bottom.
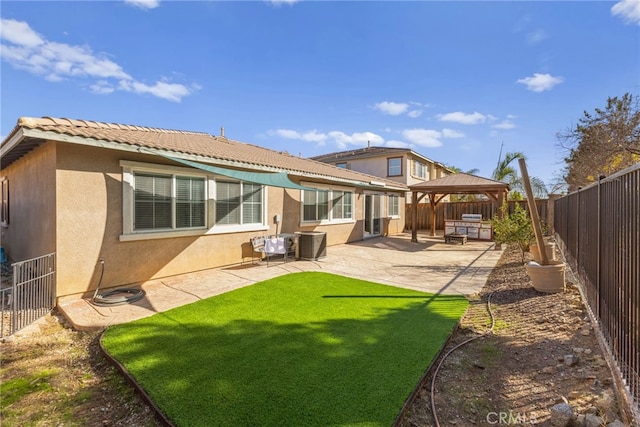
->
374, 101, 424, 118
270, 129, 327, 144
385, 140, 411, 148
328, 131, 384, 149
374, 101, 409, 116
517, 73, 564, 92
124, 0, 160, 10
526, 29, 548, 45
402, 128, 443, 147
493, 120, 516, 130
612, 0, 640, 25
0, 18, 195, 102
442, 128, 465, 138
437, 111, 487, 125
270, 128, 383, 149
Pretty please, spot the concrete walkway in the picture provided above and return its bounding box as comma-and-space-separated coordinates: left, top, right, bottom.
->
57, 232, 502, 331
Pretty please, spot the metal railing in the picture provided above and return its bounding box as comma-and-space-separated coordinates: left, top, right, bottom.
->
555, 163, 640, 419
1, 252, 56, 337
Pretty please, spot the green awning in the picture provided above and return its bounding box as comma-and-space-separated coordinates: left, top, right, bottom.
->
161, 154, 317, 191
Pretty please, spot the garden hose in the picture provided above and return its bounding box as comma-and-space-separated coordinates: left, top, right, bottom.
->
91, 259, 146, 307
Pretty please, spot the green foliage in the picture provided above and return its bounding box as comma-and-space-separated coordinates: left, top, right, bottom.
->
102, 272, 468, 427
558, 93, 640, 191
491, 203, 535, 262
492, 151, 548, 199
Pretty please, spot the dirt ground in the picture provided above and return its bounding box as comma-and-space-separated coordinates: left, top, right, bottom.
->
0, 244, 625, 426
399, 244, 624, 427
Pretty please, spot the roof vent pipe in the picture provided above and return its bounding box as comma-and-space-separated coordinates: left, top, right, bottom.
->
220, 127, 225, 137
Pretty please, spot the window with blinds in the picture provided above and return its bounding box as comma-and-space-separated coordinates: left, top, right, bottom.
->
332, 191, 353, 219
216, 181, 263, 225
388, 194, 400, 217
303, 189, 329, 222
134, 173, 205, 231
303, 189, 353, 222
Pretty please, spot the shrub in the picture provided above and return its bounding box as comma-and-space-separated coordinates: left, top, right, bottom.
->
491, 202, 535, 262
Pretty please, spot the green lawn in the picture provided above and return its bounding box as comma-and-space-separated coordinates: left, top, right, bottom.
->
101, 272, 468, 426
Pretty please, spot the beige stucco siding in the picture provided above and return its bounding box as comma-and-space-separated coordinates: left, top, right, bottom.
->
0, 142, 56, 262
54, 145, 284, 298
53, 145, 386, 298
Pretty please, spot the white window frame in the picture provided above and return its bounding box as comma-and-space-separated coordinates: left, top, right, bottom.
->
387, 194, 400, 218
412, 160, 426, 179
299, 184, 355, 226
387, 157, 403, 177
120, 160, 268, 241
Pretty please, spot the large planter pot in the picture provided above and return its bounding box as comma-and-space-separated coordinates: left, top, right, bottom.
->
530, 242, 556, 263
525, 260, 565, 293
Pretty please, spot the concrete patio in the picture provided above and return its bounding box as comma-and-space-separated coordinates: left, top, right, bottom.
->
57, 232, 502, 331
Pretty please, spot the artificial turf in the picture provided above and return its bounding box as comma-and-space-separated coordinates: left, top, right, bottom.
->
101, 272, 468, 426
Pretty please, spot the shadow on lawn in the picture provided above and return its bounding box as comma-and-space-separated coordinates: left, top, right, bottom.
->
100, 291, 467, 427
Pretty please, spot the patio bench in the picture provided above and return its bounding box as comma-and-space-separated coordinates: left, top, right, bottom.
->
445, 233, 468, 245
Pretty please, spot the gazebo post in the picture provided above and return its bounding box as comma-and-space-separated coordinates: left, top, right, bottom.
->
411, 191, 419, 242
430, 194, 437, 237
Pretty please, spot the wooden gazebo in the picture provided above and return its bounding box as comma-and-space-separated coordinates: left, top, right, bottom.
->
408, 173, 510, 242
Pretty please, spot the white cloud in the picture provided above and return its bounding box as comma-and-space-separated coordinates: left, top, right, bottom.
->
373, 100, 424, 118
269, 129, 327, 144
441, 128, 465, 138
89, 80, 115, 95
119, 79, 194, 103
437, 111, 487, 125
517, 73, 564, 92
374, 101, 409, 116
124, 0, 160, 10
526, 29, 548, 45
0, 18, 43, 47
268, 0, 300, 6
328, 131, 384, 149
385, 140, 411, 148
402, 129, 443, 147
0, 18, 195, 102
493, 121, 516, 130
612, 0, 640, 25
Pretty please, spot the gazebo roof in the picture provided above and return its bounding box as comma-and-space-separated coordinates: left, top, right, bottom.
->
409, 173, 510, 194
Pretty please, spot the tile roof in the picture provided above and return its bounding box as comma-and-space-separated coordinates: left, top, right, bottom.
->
3, 117, 408, 190
310, 146, 452, 172
409, 173, 509, 192
311, 146, 411, 162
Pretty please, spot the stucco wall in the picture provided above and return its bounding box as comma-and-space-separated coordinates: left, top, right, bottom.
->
54, 145, 394, 299
0, 142, 56, 262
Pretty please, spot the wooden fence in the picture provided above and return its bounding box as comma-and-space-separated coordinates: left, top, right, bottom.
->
405, 199, 551, 232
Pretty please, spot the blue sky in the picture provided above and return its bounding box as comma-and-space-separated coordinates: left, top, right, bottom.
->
1, 1, 639, 190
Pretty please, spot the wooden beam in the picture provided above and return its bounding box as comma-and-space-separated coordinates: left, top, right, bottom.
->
519, 158, 548, 265
430, 195, 438, 237
411, 191, 419, 242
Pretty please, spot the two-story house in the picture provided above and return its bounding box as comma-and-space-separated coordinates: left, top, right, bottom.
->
311, 146, 453, 203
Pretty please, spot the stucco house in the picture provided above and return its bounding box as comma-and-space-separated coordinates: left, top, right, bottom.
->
311, 146, 453, 189
0, 117, 408, 300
